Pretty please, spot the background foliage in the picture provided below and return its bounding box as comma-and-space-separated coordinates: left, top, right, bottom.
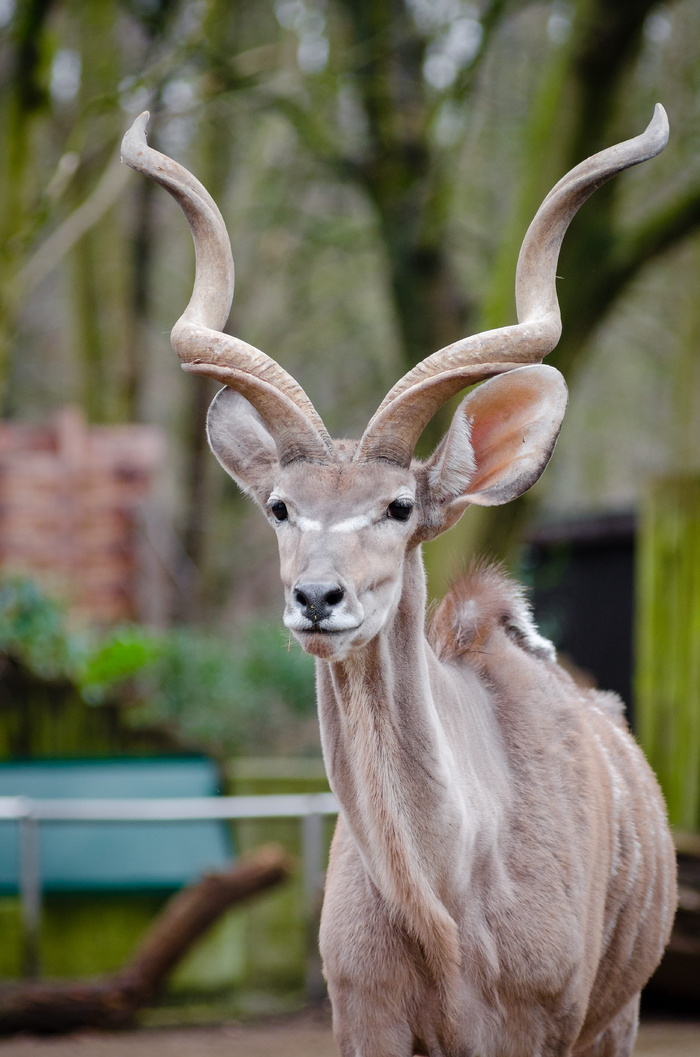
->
0, 576, 317, 757
1, 0, 700, 765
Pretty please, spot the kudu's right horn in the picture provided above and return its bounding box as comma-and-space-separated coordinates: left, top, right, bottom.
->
355, 105, 669, 466
122, 105, 669, 468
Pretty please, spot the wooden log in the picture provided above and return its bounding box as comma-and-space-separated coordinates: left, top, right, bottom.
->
0, 844, 292, 1035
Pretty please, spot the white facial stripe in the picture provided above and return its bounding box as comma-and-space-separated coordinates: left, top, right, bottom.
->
296, 514, 372, 533
330, 514, 374, 533
298, 516, 323, 532
292, 495, 415, 534
298, 507, 414, 533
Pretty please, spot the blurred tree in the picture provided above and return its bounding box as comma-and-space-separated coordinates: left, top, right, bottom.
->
176, 0, 248, 619
69, 0, 124, 422
0, 0, 56, 407
1, 0, 700, 615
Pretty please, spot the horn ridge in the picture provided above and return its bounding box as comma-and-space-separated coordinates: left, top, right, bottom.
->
180, 360, 332, 466
515, 103, 669, 322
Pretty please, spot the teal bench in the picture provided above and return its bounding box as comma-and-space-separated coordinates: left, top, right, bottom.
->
0, 757, 233, 892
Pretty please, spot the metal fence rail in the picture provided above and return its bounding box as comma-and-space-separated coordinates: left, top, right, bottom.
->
0, 793, 339, 992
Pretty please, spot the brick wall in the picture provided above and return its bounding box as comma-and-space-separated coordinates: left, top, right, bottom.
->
0, 409, 164, 623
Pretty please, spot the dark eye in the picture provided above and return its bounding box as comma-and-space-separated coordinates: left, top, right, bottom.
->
270, 501, 288, 522
387, 499, 413, 522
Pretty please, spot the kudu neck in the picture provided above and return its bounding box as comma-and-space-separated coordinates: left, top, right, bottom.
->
314, 542, 458, 828
313, 544, 495, 978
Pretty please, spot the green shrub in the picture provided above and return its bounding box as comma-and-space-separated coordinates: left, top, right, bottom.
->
0, 578, 84, 681
0, 577, 317, 758
130, 621, 316, 755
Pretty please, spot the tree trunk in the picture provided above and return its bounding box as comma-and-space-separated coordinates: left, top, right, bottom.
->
0, 0, 56, 411
175, 0, 246, 619
338, 0, 470, 454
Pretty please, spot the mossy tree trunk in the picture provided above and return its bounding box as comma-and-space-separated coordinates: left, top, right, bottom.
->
0, 0, 56, 412
69, 0, 125, 423
459, 0, 700, 567
174, 0, 246, 621
636, 477, 700, 834
336, 0, 470, 382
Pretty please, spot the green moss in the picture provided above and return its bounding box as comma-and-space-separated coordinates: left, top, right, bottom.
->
0, 898, 23, 977
0, 894, 163, 980
169, 909, 246, 992
0, 576, 317, 760
40, 894, 165, 977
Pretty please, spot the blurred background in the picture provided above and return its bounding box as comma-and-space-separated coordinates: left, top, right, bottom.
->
0, 0, 699, 1029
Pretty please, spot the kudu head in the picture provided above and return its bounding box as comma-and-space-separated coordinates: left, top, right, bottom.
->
122, 107, 668, 661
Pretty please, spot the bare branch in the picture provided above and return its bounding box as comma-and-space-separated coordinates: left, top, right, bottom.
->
264, 94, 363, 182
555, 178, 700, 364
446, 0, 513, 107
17, 151, 129, 297
610, 180, 700, 290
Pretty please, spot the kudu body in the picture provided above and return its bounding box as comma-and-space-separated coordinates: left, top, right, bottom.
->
122, 107, 676, 1057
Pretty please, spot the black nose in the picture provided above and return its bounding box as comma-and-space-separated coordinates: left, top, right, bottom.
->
294, 582, 345, 624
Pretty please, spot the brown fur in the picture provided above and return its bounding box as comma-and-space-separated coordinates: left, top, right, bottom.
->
204, 390, 677, 1056
428, 563, 555, 661
317, 558, 676, 1057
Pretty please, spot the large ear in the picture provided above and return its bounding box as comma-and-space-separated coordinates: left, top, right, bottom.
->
425, 364, 567, 522
206, 388, 280, 507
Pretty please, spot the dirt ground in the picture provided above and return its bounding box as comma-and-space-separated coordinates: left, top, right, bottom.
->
0, 1011, 697, 1057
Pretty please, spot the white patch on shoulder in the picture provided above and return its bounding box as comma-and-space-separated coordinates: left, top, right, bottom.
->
508, 593, 557, 661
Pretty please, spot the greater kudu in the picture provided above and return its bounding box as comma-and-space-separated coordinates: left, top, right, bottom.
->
122, 107, 676, 1057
